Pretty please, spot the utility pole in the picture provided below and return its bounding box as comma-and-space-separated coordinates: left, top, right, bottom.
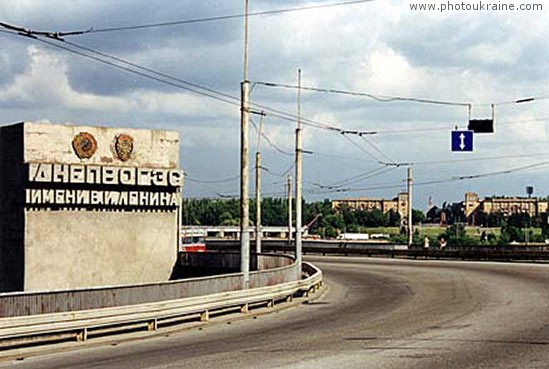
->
295, 69, 303, 275
288, 175, 293, 246
240, 0, 250, 289
255, 115, 264, 255
407, 167, 413, 248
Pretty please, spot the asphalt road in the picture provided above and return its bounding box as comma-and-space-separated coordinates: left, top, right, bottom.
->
3, 256, 549, 369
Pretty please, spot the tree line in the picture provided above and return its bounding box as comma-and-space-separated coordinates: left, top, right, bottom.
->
183, 197, 549, 245
183, 197, 409, 239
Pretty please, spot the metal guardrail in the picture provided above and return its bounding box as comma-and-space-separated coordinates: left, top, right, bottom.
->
0, 254, 295, 318
207, 240, 549, 262
301, 247, 549, 261
0, 261, 322, 351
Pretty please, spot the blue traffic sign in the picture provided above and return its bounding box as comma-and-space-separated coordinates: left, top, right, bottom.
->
451, 130, 473, 152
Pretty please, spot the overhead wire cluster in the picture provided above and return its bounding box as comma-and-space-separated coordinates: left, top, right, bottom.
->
306, 160, 549, 196
1, 1, 548, 199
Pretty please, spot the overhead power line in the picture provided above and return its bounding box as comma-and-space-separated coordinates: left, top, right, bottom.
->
307, 151, 366, 162
33, 37, 242, 108
63, 39, 241, 103
359, 134, 395, 164
340, 133, 386, 164
4, 23, 549, 179
256, 81, 470, 107
480, 96, 549, 106
256, 81, 548, 108
0, 25, 349, 133
66, 1, 376, 35
186, 175, 240, 184
11, 28, 546, 170
7, 23, 545, 140
1, 1, 376, 38
249, 117, 294, 157
311, 165, 397, 190
412, 151, 549, 166
307, 160, 549, 195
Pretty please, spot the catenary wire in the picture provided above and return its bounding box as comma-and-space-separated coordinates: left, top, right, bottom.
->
63, 40, 241, 104
307, 160, 549, 195
33, 37, 242, 108
80, 1, 376, 34
256, 81, 549, 108
4, 27, 549, 196
255, 81, 471, 107
29, 34, 549, 169
185, 175, 240, 184
249, 117, 294, 156
2, 24, 547, 138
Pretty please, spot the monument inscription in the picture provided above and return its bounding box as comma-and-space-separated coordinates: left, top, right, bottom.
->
0, 122, 182, 292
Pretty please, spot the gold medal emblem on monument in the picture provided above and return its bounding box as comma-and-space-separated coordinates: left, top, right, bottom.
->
114, 134, 134, 161
72, 132, 97, 159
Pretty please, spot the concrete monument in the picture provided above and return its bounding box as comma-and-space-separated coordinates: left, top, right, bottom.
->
0, 122, 182, 292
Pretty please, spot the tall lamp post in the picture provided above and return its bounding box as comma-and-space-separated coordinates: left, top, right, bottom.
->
295, 69, 303, 276
240, 0, 250, 289
525, 186, 533, 245
407, 167, 413, 248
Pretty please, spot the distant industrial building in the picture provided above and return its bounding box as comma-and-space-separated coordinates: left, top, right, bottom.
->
464, 192, 548, 225
331, 192, 409, 219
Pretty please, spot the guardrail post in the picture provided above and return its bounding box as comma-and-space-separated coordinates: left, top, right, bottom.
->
0, 260, 322, 351
148, 319, 158, 331
76, 328, 88, 342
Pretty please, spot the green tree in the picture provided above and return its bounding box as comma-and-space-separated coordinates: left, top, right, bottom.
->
412, 209, 425, 225
323, 213, 345, 231
387, 210, 401, 227
220, 211, 238, 226
541, 213, 549, 240
443, 223, 479, 246
500, 225, 522, 243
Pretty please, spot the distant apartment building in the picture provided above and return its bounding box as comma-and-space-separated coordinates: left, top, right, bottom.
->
331, 192, 409, 219
464, 192, 548, 225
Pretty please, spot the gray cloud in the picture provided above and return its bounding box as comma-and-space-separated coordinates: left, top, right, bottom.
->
0, 0, 548, 206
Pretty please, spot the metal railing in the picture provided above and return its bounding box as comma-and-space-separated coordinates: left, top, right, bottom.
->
0, 258, 322, 351
207, 239, 549, 262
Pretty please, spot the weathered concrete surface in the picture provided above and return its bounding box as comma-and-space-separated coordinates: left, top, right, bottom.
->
23, 122, 179, 168
0, 121, 182, 292
24, 211, 177, 291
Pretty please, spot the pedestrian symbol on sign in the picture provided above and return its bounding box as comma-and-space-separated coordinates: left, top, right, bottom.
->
451, 130, 473, 152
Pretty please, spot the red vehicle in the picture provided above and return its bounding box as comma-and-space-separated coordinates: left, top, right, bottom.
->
179, 229, 207, 252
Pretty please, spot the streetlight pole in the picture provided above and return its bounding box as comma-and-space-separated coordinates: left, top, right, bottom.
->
288, 174, 293, 246
407, 167, 413, 248
295, 69, 303, 276
240, 0, 250, 289
255, 115, 264, 255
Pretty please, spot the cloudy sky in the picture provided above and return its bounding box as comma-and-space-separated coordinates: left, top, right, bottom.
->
1, 0, 547, 209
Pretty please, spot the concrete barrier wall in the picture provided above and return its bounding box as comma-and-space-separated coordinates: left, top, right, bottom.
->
0, 254, 298, 318
0, 262, 322, 350
181, 252, 253, 272
258, 254, 294, 269
180, 252, 293, 273
250, 263, 298, 289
